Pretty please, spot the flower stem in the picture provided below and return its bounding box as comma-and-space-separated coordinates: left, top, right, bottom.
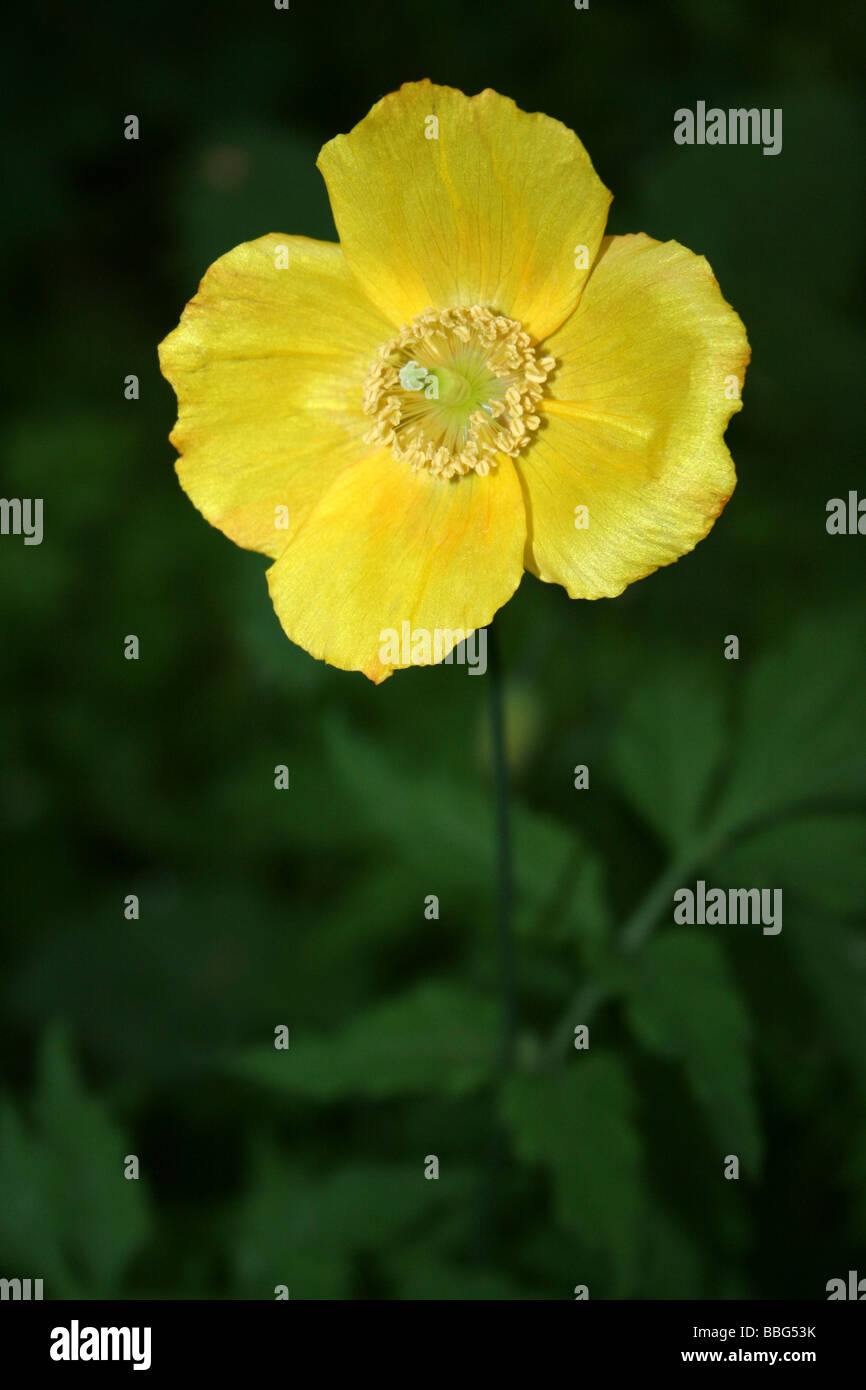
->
488, 622, 517, 1076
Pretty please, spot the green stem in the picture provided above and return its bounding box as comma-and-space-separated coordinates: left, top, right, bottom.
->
488, 623, 517, 1076
543, 852, 697, 1066
618, 856, 696, 954
470, 624, 516, 1259
544, 979, 611, 1067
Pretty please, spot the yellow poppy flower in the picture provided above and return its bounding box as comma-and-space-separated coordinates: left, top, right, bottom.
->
159, 81, 749, 684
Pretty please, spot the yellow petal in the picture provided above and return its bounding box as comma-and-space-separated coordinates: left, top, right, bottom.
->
317, 81, 612, 342
266, 451, 526, 682
158, 234, 394, 558
517, 234, 750, 598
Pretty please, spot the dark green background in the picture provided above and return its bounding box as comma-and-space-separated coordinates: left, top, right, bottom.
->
1, 0, 864, 1299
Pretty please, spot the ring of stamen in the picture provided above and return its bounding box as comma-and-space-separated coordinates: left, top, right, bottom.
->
362, 306, 555, 480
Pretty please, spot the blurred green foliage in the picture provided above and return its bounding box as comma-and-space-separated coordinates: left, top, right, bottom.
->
1, 0, 864, 1298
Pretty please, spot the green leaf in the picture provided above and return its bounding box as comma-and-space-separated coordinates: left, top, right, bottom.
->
324, 715, 610, 953
712, 611, 866, 840
637, 1207, 704, 1300
611, 614, 866, 857
784, 911, 866, 1092
502, 1055, 643, 1294
31, 1028, 151, 1293
0, 1106, 74, 1294
712, 813, 866, 917
0, 1027, 150, 1296
623, 933, 762, 1171
511, 802, 611, 956
227, 981, 498, 1099
611, 662, 727, 852
387, 1254, 525, 1300
233, 1149, 462, 1298
844, 1122, 866, 1245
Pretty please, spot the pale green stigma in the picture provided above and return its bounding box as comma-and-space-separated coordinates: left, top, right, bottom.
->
398, 360, 439, 400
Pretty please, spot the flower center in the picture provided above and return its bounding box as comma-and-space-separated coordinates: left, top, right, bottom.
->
362, 306, 555, 480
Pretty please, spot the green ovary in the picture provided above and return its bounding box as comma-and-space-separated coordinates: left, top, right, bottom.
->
425, 357, 502, 434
